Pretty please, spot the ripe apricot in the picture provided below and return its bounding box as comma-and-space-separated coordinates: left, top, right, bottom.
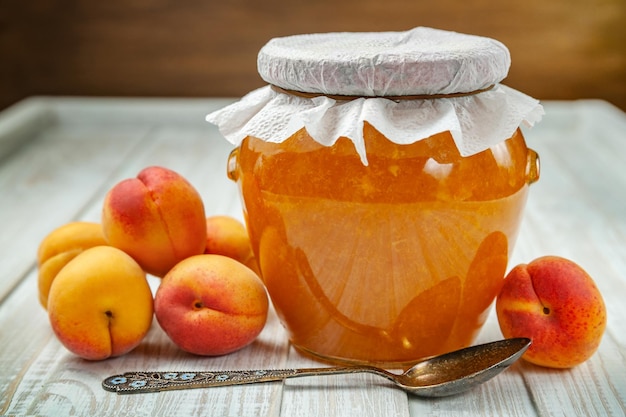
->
47, 246, 154, 360
496, 256, 606, 368
37, 222, 107, 309
102, 166, 207, 277
205, 215, 260, 275
155, 254, 268, 356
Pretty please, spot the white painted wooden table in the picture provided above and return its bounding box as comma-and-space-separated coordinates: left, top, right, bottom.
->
0, 97, 624, 417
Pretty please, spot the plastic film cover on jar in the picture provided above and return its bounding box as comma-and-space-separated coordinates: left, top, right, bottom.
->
206, 27, 544, 165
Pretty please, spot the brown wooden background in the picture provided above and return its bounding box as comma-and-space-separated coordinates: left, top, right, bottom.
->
1, 0, 625, 111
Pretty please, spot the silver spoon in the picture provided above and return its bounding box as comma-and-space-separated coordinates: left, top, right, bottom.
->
102, 337, 530, 397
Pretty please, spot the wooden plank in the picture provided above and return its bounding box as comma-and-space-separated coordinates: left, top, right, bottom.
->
507, 101, 626, 416
518, 333, 626, 417
279, 346, 411, 417
1, 1, 625, 110
0, 98, 54, 162
0, 97, 236, 301
407, 321, 536, 417
0, 108, 150, 301
0, 271, 289, 417
0, 114, 289, 416
47, 96, 236, 128
407, 100, 626, 415
1, 98, 625, 416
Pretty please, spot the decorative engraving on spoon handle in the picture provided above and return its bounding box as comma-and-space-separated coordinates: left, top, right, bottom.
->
102, 367, 359, 394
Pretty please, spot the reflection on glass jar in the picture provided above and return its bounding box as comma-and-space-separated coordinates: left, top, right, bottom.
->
228, 123, 539, 366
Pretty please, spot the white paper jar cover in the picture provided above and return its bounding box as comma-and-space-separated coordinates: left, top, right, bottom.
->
206, 27, 544, 164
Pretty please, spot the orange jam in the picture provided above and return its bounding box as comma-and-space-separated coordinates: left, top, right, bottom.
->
229, 122, 538, 366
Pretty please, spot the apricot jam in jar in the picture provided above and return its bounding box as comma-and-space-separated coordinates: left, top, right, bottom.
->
207, 27, 544, 366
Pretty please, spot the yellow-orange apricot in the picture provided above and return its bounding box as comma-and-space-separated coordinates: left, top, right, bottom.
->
37, 222, 107, 309
205, 215, 260, 275
47, 246, 154, 360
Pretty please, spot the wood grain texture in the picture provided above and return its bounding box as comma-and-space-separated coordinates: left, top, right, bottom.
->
0, 0, 624, 110
0, 98, 625, 416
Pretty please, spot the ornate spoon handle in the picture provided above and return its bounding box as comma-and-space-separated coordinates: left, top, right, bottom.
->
103, 367, 381, 394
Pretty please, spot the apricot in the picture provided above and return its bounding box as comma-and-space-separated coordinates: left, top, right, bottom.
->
47, 246, 154, 360
496, 256, 607, 368
154, 254, 268, 356
204, 215, 260, 275
102, 166, 207, 277
37, 222, 107, 309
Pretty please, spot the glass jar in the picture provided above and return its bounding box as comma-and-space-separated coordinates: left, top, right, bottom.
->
208, 27, 543, 366
227, 123, 538, 366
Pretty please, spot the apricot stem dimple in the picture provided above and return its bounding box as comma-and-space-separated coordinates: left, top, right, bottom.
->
194, 301, 204, 309
543, 307, 550, 315
105, 310, 114, 319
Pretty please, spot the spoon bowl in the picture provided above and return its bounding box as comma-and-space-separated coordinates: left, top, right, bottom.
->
102, 338, 531, 397
386, 337, 531, 396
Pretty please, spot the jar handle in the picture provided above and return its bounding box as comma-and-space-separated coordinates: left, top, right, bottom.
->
526, 148, 540, 185
227, 148, 240, 181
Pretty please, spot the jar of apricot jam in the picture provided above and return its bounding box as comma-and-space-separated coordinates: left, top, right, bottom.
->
207, 27, 543, 366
